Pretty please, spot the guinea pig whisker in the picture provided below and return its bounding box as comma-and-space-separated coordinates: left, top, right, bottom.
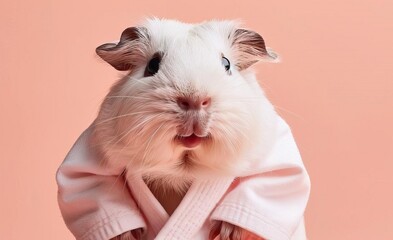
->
122, 122, 168, 180
94, 111, 157, 126
126, 76, 151, 86
226, 100, 262, 103
140, 122, 166, 167
223, 79, 263, 90
105, 168, 127, 196
104, 113, 166, 150
214, 125, 237, 153
89, 114, 152, 150
230, 96, 264, 100
155, 123, 173, 143
94, 114, 162, 162
101, 115, 169, 191
272, 105, 304, 121
134, 113, 167, 138
215, 121, 247, 152
105, 96, 152, 101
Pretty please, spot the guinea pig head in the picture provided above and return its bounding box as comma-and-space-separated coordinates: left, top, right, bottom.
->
92, 19, 279, 191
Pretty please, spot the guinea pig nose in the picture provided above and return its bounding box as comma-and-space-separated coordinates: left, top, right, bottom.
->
200, 97, 211, 108
177, 97, 211, 110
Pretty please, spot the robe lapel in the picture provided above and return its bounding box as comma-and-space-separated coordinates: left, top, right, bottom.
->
155, 177, 234, 240
127, 175, 169, 236
128, 175, 234, 239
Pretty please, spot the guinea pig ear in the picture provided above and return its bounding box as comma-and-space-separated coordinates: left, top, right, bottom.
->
96, 27, 149, 71
232, 29, 279, 70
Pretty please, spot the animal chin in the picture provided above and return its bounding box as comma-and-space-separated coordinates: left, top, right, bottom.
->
179, 151, 193, 168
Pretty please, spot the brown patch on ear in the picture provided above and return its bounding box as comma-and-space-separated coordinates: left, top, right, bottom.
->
96, 27, 149, 71
232, 29, 277, 70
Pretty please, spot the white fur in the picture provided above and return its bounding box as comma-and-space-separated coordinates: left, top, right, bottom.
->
91, 18, 279, 193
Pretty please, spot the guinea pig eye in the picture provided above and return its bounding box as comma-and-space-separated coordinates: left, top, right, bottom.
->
144, 53, 161, 77
221, 56, 231, 73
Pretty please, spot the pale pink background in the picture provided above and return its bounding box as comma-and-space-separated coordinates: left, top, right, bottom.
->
1, 0, 392, 239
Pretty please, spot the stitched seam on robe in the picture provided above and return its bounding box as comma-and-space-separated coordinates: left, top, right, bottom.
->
79, 211, 145, 240
212, 203, 291, 240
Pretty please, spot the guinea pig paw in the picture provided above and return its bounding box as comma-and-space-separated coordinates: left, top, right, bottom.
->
110, 228, 143, 240
209, 221, 265, 240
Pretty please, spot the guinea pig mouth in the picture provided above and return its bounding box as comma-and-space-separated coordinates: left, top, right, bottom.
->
175, 134, 208, 148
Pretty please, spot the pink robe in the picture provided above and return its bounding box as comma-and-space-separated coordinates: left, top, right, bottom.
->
56, 116, 310, 240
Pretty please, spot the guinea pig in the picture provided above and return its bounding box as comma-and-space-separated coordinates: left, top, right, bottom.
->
90, 18, 279, 240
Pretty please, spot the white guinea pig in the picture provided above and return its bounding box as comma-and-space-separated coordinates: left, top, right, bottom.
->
91, 18, 279, 240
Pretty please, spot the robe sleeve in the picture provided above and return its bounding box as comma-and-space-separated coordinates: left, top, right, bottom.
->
56, 125, 146, 240
211, 117, 311, 240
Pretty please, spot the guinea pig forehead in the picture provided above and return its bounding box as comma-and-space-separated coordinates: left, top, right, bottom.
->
144, 21, 190, 54
190, 27, 232, 54
164, 38, 221, 70
198, 21, 238, 49
144, 20, 232, 58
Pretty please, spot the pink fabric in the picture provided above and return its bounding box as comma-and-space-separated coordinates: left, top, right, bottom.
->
56, 116, 310, 240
